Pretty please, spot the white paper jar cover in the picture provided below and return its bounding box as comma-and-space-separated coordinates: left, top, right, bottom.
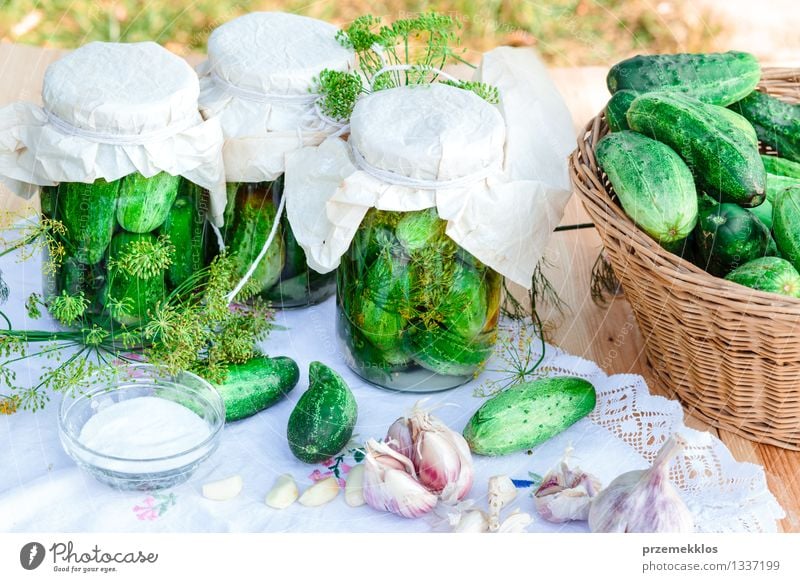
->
0, 41, 227, 226
197, 11, 355, 182
285, 49, 576, 289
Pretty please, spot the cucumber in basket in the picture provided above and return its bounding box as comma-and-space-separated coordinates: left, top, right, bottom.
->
463, 376, 596, 456
725, 257, 800, 298
762, 155, 800, 180
605, 90, 638, 132
732, 90, 800, 163
693, 202, 772, 277
627, 93, 765, 207
772, 186, 800, 272
595, 131, 698, 245
606, 51, 760, 106
213, 356, 300, 422
287, 362, 358, 464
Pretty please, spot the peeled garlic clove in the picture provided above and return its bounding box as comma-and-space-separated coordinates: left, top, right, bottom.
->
498, 510, 533, 533
265, 473, 299, 509
453, 510, 489, 533
386, 417, 413, 459
487, 475, 517, 531
588, 435, 694, 533
202, 475, 243, 501
534, 453, 602, 523
345, 464, 366, 507
298, 477, 340, 507
362, 439, 437, 519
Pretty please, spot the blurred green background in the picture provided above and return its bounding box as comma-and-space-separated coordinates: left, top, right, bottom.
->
0, 1, 798, 65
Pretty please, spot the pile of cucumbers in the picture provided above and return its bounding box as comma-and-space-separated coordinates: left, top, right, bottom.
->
597, 51, 800, 297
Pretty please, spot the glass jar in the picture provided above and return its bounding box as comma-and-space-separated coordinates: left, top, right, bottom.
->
337, 207, 502, 392
221, 179, 335, 308
41, 172, 211, 331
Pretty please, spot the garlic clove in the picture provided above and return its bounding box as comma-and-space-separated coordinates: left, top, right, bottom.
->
498, 510, 533, 533
588, 435, 694, 533
534, 453, 602, 523
362, 439, 437, 519
487, 475, 517, 531
416, 430, 463, 493
202, 475, 243, 501
298, 477, 340, 507
386, 417, 414, 459
453, 510, 489, 533
345, 464, 366, 507
265, 473, 299, 509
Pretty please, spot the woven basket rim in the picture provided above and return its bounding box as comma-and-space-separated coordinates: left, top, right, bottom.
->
570, 66, 800, 316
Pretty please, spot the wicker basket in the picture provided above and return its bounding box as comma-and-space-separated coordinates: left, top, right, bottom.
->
569, 67, 800, 450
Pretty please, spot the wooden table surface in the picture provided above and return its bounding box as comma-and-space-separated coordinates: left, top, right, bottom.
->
0, 42, 798, 532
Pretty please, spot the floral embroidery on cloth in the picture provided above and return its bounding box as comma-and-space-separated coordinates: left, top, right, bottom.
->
133, 493, 177, 521
308, 447, 365, 487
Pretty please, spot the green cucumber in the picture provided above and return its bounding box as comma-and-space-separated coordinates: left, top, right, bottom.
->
58, 256, 105, 302
694, 202, 771, 277
605, 90, 638, 132
732, 90, 800, 163
718, 107, 758, 146
357, 254, 410, 354
56, 180, 119, 264
117, 172, 182, 233
228, 194, 285, 293
607, 51, 760, 106
463, 376, 597, 456
772, 186, 800, 272
627, 93, 765, 206
762, 155, 800, 180
104, 232, 166, 327
213, 356, 300, 422
766, 172, 800, 203
439, 261, 488, 337
750, 198, 774, 230
408, 326, 493, 377
286, 362, 358, 464
395, 208, 440, 252
725, 257, 800, 297
595, 131, 698, 243
162, 194, 205, 288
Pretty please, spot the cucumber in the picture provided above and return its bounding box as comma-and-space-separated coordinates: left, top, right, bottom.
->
104, 232, 166, 327
732, 90, 800, 163
717, 107, 758, 146
395, 208, 440, 252
762, 155, 800, 180
627, 93, 765, 206
607, 51, 760, 106
162, 194, 205, 288
463, 376, 597, 456
605, 90, 638, 132
56, 180, 119, 264
772, 186, 800, 272
213, 356, 300, 422
286, 362, 358, 464
117, 172, 182, 233
596, 131, 698, 243
725, 257, 800, 297
408, 326, 493, 377
228, 194, 285, 293
694, 202, 771, 277
766, 172, 800, 203
750, 198, 774, 230
357, 254, 410, 354
438, 261, 488, 337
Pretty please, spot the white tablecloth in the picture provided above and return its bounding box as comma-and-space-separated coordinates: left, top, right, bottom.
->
0, 248, 785, 533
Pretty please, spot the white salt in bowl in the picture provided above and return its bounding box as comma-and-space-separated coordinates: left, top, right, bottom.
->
58, 364, 225, 491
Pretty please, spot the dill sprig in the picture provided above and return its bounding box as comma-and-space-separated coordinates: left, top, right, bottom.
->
590, 249, 622, 305
110, 234, 174, 280
314, 12, 497, 123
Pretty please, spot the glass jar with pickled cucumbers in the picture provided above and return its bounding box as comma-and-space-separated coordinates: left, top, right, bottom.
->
41, 172, 211, 331
337, 207, 502, 392
221, 179, 335, 308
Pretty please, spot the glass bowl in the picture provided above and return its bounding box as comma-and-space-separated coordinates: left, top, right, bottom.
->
58, 364, 225, 491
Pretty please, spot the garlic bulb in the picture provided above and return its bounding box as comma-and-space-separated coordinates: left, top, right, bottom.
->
588, 436, 695, 533
386, 402, 474, 503
534, 449, 602, 523
362, 439, 438, 519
